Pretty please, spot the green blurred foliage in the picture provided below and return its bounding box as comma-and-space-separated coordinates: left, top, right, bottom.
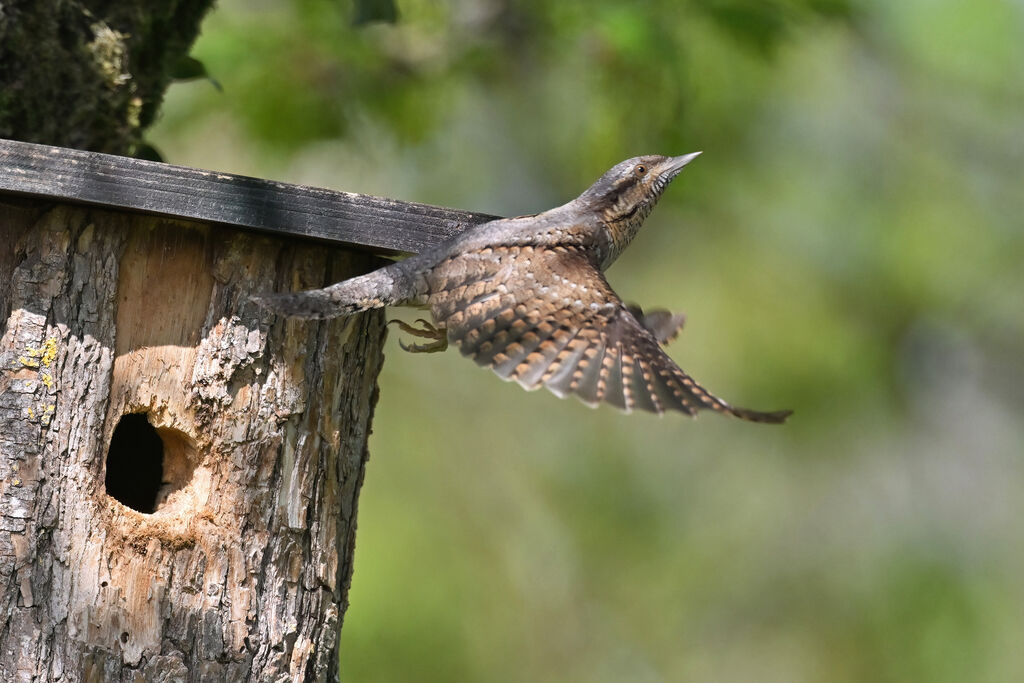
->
351, 0, 399, 26
150, 0, 1024, 680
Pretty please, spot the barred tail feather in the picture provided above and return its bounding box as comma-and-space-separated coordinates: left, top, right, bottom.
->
252, 267, 401, 320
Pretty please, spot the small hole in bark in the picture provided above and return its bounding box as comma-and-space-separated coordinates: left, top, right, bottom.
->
100, 581, 108, 588
120, 632, 129, 644
105, 413, 163, 513
105, 413, 197, 513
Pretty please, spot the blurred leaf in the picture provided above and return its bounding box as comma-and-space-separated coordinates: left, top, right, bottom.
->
170, 55, 223, 91
808, 0, 856, 19
133, 141, 164, 162
696, 0, 791, 56
352, 0, 398, 25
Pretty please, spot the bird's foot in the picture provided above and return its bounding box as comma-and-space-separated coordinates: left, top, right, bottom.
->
388, 318, 449, 353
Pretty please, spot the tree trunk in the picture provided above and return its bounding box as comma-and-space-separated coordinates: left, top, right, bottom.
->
0, 0, 213, 155
1, 3, 388, 679
0, 197, 386, 681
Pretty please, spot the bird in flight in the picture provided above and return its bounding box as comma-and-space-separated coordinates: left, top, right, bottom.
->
253, 153, 791, 423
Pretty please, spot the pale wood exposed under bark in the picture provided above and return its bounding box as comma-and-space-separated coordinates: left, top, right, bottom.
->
0, 197, 386, 681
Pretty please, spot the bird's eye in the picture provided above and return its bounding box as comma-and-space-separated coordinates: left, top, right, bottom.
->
635, 164, 648, 176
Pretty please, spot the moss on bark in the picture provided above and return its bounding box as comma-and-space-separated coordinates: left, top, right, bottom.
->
0, 0, 213, 154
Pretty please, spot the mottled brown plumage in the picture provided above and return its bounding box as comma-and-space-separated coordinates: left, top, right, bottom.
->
253, 154, 791, 423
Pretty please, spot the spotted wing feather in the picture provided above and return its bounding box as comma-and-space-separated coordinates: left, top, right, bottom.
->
427, 245, 791, 423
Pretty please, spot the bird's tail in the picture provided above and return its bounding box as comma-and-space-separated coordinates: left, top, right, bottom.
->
251, 266, 403, 320
723, 405, 793, 424
698, 388, 792, 423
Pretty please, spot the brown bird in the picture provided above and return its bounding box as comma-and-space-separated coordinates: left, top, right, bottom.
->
253, 154, 791, 423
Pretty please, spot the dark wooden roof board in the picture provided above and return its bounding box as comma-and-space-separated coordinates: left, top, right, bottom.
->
0, 138, 497, 254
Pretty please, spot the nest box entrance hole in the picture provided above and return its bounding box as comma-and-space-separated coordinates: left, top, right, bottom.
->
104, 412, 196, 513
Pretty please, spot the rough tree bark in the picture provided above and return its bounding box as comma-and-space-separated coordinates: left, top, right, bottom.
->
0, 197, 386, 680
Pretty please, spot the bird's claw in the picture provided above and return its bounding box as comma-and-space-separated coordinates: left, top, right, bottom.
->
388, 318, 448, 353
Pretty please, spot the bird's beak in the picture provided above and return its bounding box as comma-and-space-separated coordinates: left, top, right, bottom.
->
659, 152, 702, 182
670, 151, 702, 171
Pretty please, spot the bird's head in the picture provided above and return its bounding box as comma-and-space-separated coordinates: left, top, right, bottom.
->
580, 153, 701, 264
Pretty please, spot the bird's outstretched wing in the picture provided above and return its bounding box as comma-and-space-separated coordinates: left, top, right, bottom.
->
626, 304, 687, 346
427, 244, 791, 422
